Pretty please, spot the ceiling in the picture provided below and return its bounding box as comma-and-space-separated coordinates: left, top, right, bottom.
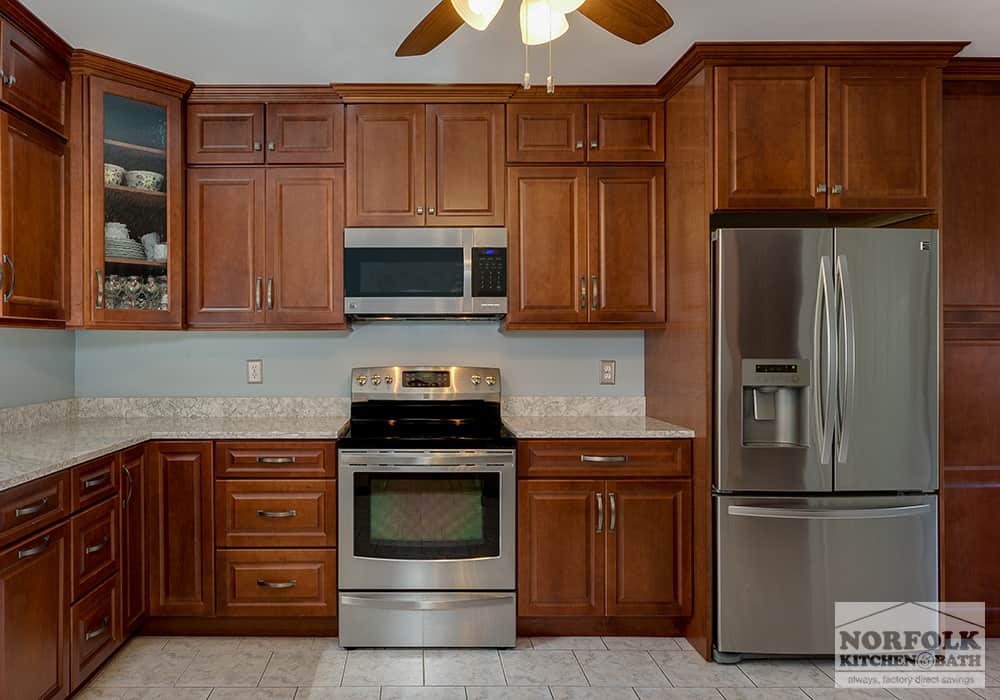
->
21, 0, 993, 85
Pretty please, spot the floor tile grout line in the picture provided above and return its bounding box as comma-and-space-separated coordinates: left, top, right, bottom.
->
256, 649, 275, 688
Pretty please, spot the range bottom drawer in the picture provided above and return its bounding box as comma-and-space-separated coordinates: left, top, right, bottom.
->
216, 549, 336, 617
71, 573, 120, 688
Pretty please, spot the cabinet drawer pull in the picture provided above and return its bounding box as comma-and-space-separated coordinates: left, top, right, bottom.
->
18, 535, 50, 560
84, 616, 110, 641
256, 456, 296, 464
595, 492, 604, 534
15, 496, 49, 518
85, 535, 110, 555
608, 492, 617, 532
256, 509, 297, 519
580, 454, 627, 463
83, 473, 111, 489
257, 579, 297, 589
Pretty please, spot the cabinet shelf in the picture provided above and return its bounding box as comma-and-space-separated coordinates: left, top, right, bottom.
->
105, 184, 167, 209
104, 257, 167, 269
104, 139, 166, 156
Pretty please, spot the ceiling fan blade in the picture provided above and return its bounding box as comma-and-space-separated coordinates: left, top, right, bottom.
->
396, 1, 466, 56
578, 0, 674, 45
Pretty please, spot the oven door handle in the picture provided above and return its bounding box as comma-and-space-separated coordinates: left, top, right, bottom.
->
339, 594, 513, 611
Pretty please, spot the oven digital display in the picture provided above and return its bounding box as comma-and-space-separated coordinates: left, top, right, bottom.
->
402, 371, 451, 388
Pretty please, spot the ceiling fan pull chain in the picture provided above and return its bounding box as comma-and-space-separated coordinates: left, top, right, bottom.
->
546, 17, 555, 94
523, 38, 531, 89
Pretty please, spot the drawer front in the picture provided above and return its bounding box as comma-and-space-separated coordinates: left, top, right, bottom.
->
0, 471, 70, 550
215, 441, 336, 478
70, 573, 120, 688
215, 479, 336, 547
71, 453, 119, 510
517, 439, 692, 478
216, 549, 337, 617
71, 498, 118, 600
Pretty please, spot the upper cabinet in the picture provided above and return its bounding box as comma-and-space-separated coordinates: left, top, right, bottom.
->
187, 102, 344, 165
0, 19, 67, 135
507, 101, 664, 163
714, 63, 941, 211
346, 103, 504, 227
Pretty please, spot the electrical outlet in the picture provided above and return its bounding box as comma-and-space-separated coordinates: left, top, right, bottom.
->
600, 359, 616, 385
247, 359, 263, 384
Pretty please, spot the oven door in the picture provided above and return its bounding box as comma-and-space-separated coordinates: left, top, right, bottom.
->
338, 449, 516, 590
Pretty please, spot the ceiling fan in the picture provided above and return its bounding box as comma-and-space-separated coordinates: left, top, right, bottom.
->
396, 0, 674, 57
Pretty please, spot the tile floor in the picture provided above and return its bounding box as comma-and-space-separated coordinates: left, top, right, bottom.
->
76, 636, 1000, 700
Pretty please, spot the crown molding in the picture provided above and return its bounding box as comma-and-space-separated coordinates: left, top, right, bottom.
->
71, 50, 193, 98
332, 83, 519, 103
0, 0, 71, 63
944, 57, 1000, 80
188, 85, 341, 103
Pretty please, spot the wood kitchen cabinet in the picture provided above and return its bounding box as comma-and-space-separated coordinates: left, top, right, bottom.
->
187, 166, 345, 328
119, 446, 147, 636
0, 19, 67, 135
147, 441, 214, 617
507, 102, 663, 163
187, 102, 344, 165
507, 166, 664, 328
346, 103, 504, 227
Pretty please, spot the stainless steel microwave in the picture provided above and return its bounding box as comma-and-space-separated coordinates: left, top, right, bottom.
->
344, 228, 508, 318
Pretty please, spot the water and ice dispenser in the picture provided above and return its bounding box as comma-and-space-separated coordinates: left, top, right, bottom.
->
741, 359, 810, 448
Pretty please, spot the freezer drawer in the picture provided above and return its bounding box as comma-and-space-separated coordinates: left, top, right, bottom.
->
715, 495, 938, 657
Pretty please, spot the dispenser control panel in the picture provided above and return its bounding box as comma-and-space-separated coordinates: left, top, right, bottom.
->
741, 359, 809, 388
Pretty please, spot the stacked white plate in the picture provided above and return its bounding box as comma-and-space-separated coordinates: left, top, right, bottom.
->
105, 237, 146, 260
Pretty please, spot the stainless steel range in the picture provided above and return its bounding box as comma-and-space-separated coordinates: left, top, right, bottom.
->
337, 366, 516, 648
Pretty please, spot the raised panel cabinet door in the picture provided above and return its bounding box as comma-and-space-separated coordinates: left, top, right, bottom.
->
588, 167, 665, 324
0, 522, 70, 700
264, 167, 345, 326
346, 104, 425, 226
147, 441, 214, 617
587, 102, 665, 162
506, 167, 588, 325
714, 65, 827, 210
0, 20, 67, 134
186, 167, 266, 327
827, 65, 940, 210
186, 102, 265, 164
605, 480, 692, 617
506, 103, 587, 162
426, 103, 504, 226
265, 103, 345, 164
0, 110, 65, 320
120, 446, 148, 636
517, 480, 605, 617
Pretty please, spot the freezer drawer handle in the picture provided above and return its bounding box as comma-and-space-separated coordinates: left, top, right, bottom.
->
340, 594, 512, 611
727, 504, 931, 520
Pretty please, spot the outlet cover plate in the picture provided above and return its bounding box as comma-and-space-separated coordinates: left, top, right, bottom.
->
600, 359, 616, 385
247, 359, 263, 384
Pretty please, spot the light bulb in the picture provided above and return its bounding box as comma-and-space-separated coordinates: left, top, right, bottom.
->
548, 0, 585, 12
519, 0, 569, 46
451, 0, 504, 31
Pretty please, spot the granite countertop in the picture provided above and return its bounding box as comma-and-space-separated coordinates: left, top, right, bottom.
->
502, 415, 695, 439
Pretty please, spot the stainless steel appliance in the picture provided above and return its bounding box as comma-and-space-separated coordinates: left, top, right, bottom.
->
714, 228, 940, 661
338, 366, 516, 648
344, 228, 507, 318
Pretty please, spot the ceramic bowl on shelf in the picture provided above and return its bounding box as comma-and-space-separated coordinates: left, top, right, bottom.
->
124, 170, 165, 192
104, 163, 125, 186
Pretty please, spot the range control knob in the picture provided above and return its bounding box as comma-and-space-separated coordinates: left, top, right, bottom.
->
384, 376, 393, 385
485, 375, 497, 386
356, 375, 368, 386
372, 375, 382, 385
470, 374, 482, 385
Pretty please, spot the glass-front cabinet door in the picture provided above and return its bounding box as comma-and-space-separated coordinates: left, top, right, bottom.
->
88, 77, 182, 327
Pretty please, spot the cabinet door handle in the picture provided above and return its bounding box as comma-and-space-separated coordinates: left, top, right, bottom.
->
256, 509, 297, 519
428, 207, 436, 215
579, 276, 587, 311
816, 184, 828, 194
257, 456, 295, 464
608, 492, 617, 532
83, 473, 111, 489
2, 255, 13, 302
3, 74, 15, 87
18, 535, 50, 560
267, 277, 274, 310
122, 465, 134, 509
575, 139, 584, 150
85, 535, 110, 555
581, 454, 628, 463
416, 207, 424, 215
15, 497, 49, 518
832, 185, 843, 195
257, 579, 297, 589
591, 275, 598, 311
84, 617, 110, 641
595, 492, 604, 534
253, 141, 262, 151
95, 269, 104, 309
590, 138, 598, 149
267, 141, 276, 151
255, 276, 263, 312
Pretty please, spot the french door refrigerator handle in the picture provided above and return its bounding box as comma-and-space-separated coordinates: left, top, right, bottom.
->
728, 504, 931, 520
836, 254, 856, 464
813, 256, 835, 464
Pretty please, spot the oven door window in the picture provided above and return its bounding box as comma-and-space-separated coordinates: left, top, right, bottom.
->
344, 248, 464, 298
354, 473, 500, 560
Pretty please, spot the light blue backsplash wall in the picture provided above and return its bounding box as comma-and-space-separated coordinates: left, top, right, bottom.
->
0, 328, 76, 408
74, 325, 644, 397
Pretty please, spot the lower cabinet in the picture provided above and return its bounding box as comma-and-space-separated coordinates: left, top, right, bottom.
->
216, 548, 337, 617
0, 522, 70, 700
120, 446, 148, 635
70, 573, 120, 688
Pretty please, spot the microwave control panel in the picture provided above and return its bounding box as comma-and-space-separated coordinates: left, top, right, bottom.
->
472, 247, 507, 297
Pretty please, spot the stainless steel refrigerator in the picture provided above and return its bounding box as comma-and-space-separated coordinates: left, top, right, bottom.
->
713, 228, 939, 661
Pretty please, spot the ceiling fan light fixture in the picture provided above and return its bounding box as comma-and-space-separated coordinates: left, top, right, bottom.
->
451, 0, 504, 31
547, 0, 585, 12
519, 0, 569, 46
